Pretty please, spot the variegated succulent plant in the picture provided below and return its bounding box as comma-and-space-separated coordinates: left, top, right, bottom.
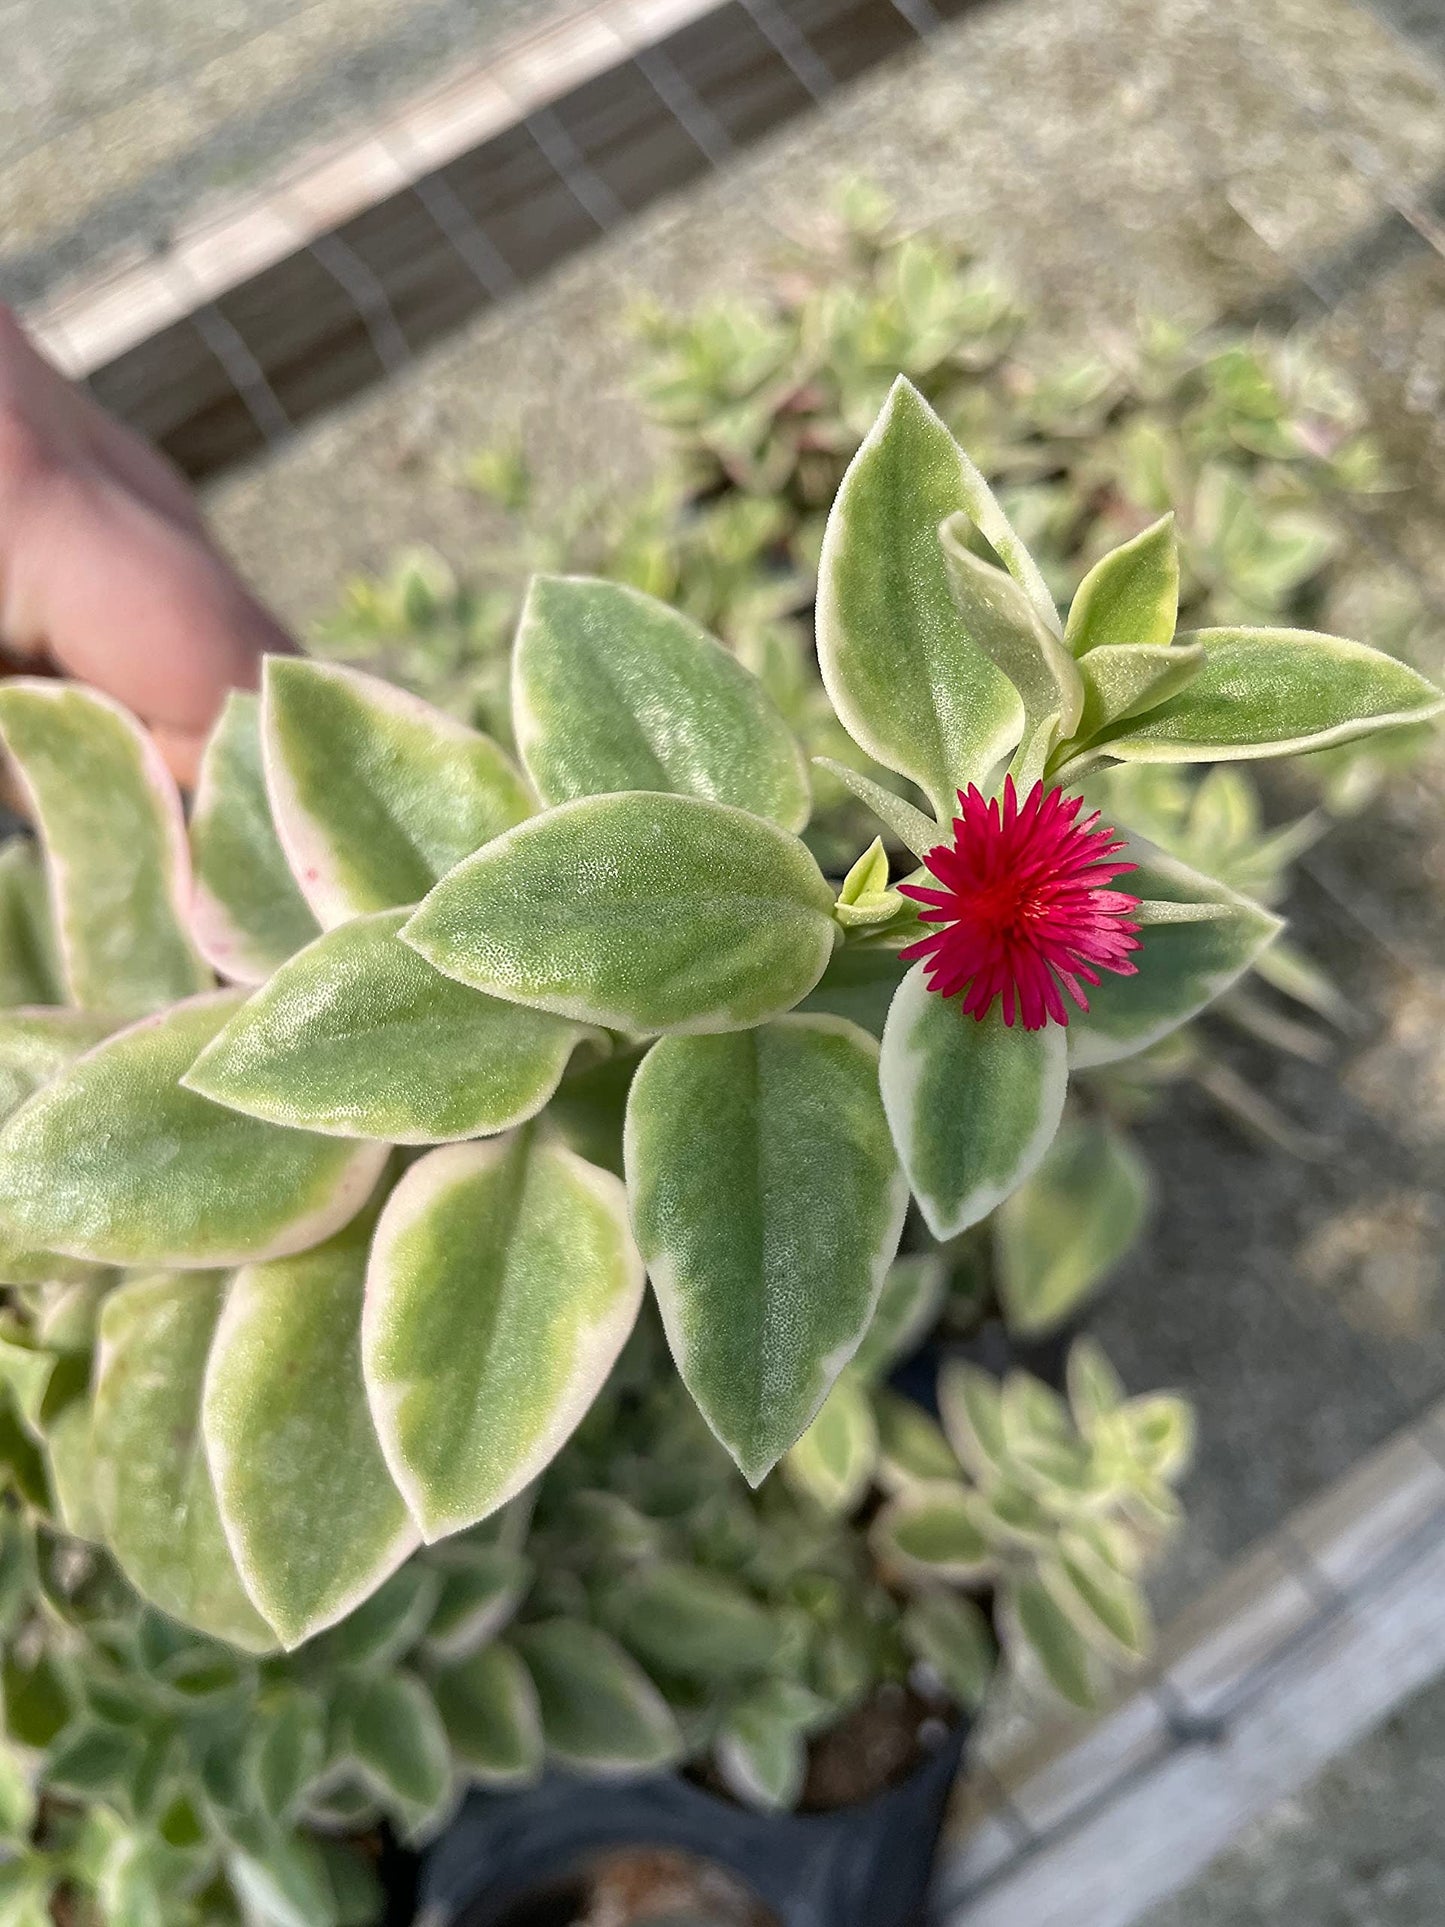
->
0, 382, 1437, 1923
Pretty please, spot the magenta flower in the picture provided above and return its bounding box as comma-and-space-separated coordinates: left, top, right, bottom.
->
898, 777, 1142, 1031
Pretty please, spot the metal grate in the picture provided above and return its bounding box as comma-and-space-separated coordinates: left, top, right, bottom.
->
34, 0, 987, 482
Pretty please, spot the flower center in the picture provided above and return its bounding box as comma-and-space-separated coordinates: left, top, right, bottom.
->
896, 777, 1142, 1031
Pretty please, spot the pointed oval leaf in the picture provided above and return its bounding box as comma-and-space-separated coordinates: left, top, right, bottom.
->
870, 1481, 993, 1582
263, 658, 533, 929
0, 1009, 118, 1123
783, 1376, 879, 1517
404, 793, 835, 1034
816, 380, 1024, 813
875, 1389, 963, 1492
202, 1207, 418, 1648
1006, 1577, 1099, 1708
190, 693, 320, 984
0, 683, 209, 1016
513, 576, 809, 832
717, 1703, 807, 1813
341, 1673, 452, 1830
512, 1621, 681, 1776
1074, 643, 1205, 740
1046, 1548, 1152, 1663
880, 966, 1068, 1238
430, 1643, 543, 1786
937, 1360, 1010, 1484
423, 1547, 530, 1662
902, 1592, 995, 1709
625, 1015, 907, 1483
995, 1119, 1152, 1335
1066, 841, 1281, 1069
0, 839, 62, 1007
810, 759, 941, 859
185, 912, 592, 1143
0, 996, 388, 1267
850, 1253, 947, 1382
1094, 628, 1444, 762
91, 1273, 275, 1651
364, 1136, 643, 1539
43, 1397, 107, 1542
603, 1564, 781, 1683
1064, 515, 1179, 654
939, 520, 1083, 739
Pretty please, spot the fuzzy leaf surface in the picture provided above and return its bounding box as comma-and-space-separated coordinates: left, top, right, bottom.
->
404, 793, 835, 1034
364, 1136, 643, 1538
186, 911, 591, 1143
625, 1015, 907, 1482
513, 1622, 681, 1776
0, 996, 386, 1267
995, 1119, 1152, 1334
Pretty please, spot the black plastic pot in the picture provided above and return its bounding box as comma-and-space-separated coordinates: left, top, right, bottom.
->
415, 1722, 966, 1927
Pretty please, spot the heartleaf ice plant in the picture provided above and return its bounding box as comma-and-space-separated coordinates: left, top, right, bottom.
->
0, 377, 1435, 1654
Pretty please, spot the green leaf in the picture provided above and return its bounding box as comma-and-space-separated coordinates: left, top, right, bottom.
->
512, 1621, 682, 1775
0, 683, 209, 1016
810, 759, 941, 859
92, 1272, 275, 1651
1066, 1337, 1126, 1436
834, 838, 903, 930
307, 1562, 441, 1671
423, 1547, 530, 1661
901, 1592, 995, 1708
995, 1119, 1152, 1335
938, 518, 1083, 740
1074, 643, 1205, 741
870, 1481, 993, 1582
431, 1642, 543, 1786
404, 793, 835, 1035
874, 1390, 961, 1491
605, 1564, 780, 1682
1045, 1548, 1152, 1662
42, 1396, 106, 1541
189, 692, 320, 984
185, 911, 592, 1143
880, 967, 1068, 1238
816, 379, 1024, 813
625, 1016, 907, 1483
0, 840, 61, 1007
0, 995, 387, 1267
0, 1009, 117, 1123
1005, 1577, 1099, 1708
0, 1335, 52, 1435
1065, 840, 1282, 1069
513, 575, 809, 832
364, 1134, 643, 1538
783, 1376, 879, 1516
849, 1253, 947, 1381
227, 1832, 339, 1927
717, 1700, 807, 1811
0, 1738, 35, 1844
1091, 628, 1444, 763
251, 1692, 327, 1820
937, 1360, 1010, 1483
341, 1672, 452, 1830
202, 1205, 418, 1648
263, 657, 533, 928
1064, 515, 1179, 654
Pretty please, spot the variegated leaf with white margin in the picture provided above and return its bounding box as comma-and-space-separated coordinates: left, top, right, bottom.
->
185, 910, 596, 1143
0, 995, 387, 1267
511, 1621, 682, 1776
0, 838, 62, 1007
1063, 514, 1179, 655
431, 1642, 543, 1786
1090, 627, 1444, 763
624, 1015, 908, 1483
0, 1008, 118, 1122
816, 378, 1027, 816
203, 1197, 418, 1648
189, 692, 320, 984
512, 575, 810, 832
364, 1133, 643, 1539
880, 966, 1068, 1238
938, 518, 1083, 743
1066, 838, 1282, 1069
0, 682, 210, 1016
91, 1271, 276, 1652
995, 1118, 1152, 1335
869, 1481, 993, 1584
262, 656, 534, 929
782, 1375, 878, 1516
849, 1252, 947, 1381
339, 1672, 453, 1833
404, 793, 835, 1035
